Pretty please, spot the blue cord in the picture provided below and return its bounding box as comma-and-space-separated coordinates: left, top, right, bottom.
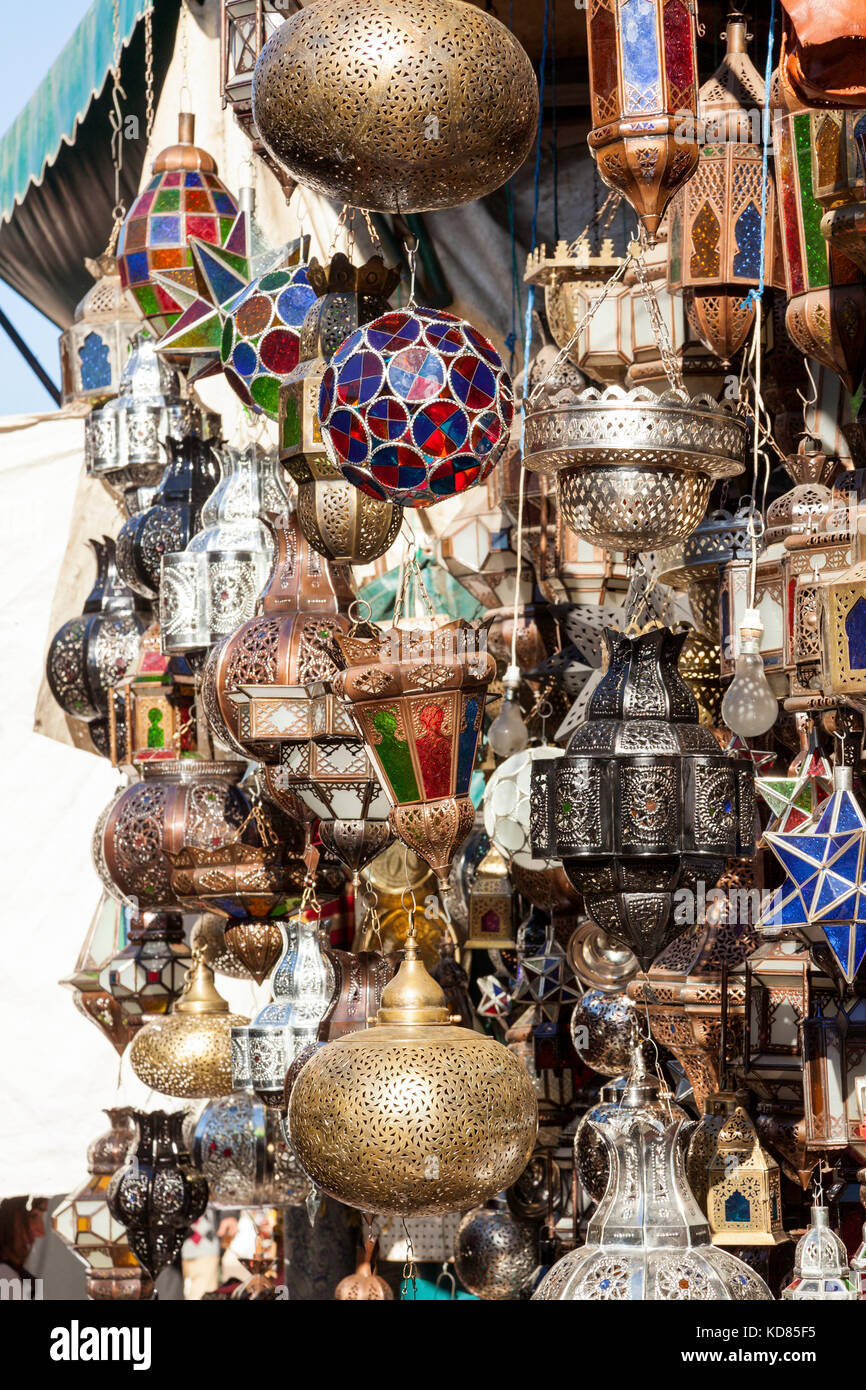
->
742, 0, 777, 311
520, 0, 550, 448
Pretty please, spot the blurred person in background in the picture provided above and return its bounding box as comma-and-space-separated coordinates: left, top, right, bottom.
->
0, 1196, 47, 1284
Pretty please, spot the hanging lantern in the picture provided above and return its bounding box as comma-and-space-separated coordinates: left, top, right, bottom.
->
357, 843, 445, 969
84, 332, 219, 516
764, 766, 866, 985
525, 236, 629, 382
280, 252, 404, 565
218, 260, 316, 419
251, 0, 538, 213
575, 1074, 629, 1202
570, 988, 637, 1076
219, 0, 299, 196
332, 622, 497, 879
97, 911, 191, 1024
453, 1198, 537, 1301
584, 0, 700, 240
334, 1240, 393, 1300
817, 557, 866, 705
129, 954, 249, 1098
523, 383, 746, 554
107, 626, 196, 768
159, 443, 286, 659
116, 434, 221, 600
656, 503, 758, 645
530, 627, 756, 968
46, 538, 149, 758
188, 1089, 310, 1207
800, 1009, 850, 1149
288, 930, 537, 1216
666, 15, 783, 362
512, 935, 581, 1031
782, 1204, 859, 1300
201, 512, 351, 761
96, 759, 250, 911
534, 1051, 772, 1301
59, 251, 142, 407
52, 1109, 149, 1302
318, 308, 514, 509
773, 102, 866, 395
629, 883, 758, 1113
811, 108, 866, 276
107, 1109, 209, 1280
567, 919, 639, 995
465, 843, 517, 950
742, 939, 812, 1095
236, 913, 334, 1106
703, 1105, 787, 1248
117, 113, 240, 335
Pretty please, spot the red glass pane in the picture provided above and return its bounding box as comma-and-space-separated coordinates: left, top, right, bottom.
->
589, 1, 618, 125
663, 0, 695, 102
775, 119, 805, 297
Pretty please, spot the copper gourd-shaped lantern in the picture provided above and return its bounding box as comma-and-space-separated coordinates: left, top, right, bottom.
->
251, 0, 539, 213
279, 252, 404, 565
773, 91, 866, 396
201, 510, 352, 763
117, 112, 239, 335
530, 627, 756, 968
334, 1240, 393, 1300
667, 13, 784, 363
811, 107, 866, 278
46, 536, 150, 759
288, 928, 537, 1215
585, 0, 701, 240
332, 622, 497, 879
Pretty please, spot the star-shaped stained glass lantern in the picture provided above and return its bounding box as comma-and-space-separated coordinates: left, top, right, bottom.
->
725, 734, 776, 775
511, 940, 581, 1026
476, 974, 510, 1022
764, 767, 866, 984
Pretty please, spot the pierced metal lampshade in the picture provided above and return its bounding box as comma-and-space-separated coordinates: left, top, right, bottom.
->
115, 434, 221, 600
251, 0, 539, 213
530, 626, 755, 968
523, 384, 747, 553
188, 1089, 310, 1207
453, 1197, 537, 1301
129, 955, 249, 1098
107, 1109, 208, 1279
59, 251, 142, 408
811, 108, 866, 277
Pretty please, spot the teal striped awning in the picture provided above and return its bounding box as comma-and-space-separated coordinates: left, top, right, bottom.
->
0, 0, 150, 222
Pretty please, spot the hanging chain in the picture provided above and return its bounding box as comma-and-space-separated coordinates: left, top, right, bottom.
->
630, 230, 685, 395
106, 0, 127, 255
526, 254, 633, 404
400, 1221, 417, 1299
144, 0, 155, 141
326, 205, 350, 261
405, 235, 418, 307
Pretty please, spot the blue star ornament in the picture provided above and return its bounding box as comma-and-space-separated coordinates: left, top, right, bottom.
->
765, 780, 866, 983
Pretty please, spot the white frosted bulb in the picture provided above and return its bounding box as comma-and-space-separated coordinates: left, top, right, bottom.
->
721, 613, 778, 738
488, 664, 529, 758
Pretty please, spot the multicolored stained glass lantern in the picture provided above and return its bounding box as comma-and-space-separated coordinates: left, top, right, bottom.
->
97, 912, 191, 1025
318, 308, 514, 509
811, 108, 866, 278
117, 113, 239, 334
46, 537, 150, 757
773, 102, 866, 395
332, 622, 497, 878
585, 0, 701, 240
220, 260, 317, 418
465, 843, 517, 950
530, 627, 756, 968
107, 625, 196, 769
59, 251, 142, 408
279, 252, 404, 565
666, 15, 783, 363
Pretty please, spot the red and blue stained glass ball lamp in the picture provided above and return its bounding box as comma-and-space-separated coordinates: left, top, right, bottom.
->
117, 113, 239, 336
318, 308, 514, 508
220, 264, 317, 419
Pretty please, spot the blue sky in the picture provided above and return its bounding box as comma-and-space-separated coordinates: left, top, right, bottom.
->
0, 0, 96, 414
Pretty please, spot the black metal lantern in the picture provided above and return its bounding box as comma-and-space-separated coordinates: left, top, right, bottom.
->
107, 1109, 208, 1281
115, 435, 220, 599
530, 627, 755, 968
46, 537, 150, 756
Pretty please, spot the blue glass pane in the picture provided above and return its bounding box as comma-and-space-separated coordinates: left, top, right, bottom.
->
725, 1190, 751, 1223
78, 331, 112, 391
456, 695, 480, 794
733, 201, 762, 279
822, 920, 854, 979
832, 791, 865, 832
830, 840, 862, 883
844, 595, 866, 669
620, 0, 660, 112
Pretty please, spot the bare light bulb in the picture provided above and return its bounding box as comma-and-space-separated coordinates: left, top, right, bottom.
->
721, 610, 778, 738
488, 665, 529, 758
